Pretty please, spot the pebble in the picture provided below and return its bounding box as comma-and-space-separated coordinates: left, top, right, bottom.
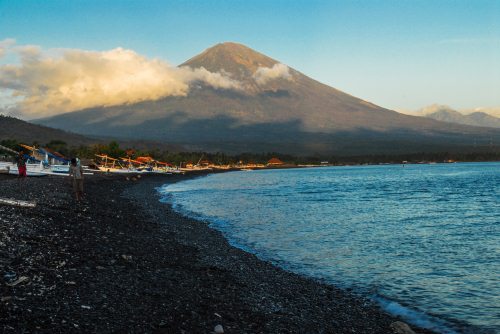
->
391, 321, 417, 334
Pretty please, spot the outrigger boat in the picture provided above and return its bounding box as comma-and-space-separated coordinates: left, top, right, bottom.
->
0, 161, 48, 177
151, 160, 176, 174
0, 144, 48, 176
135, 156, 179, 174
0, 143, 91, 177
94, 154, 182, 175
95, 154, 150, 174
19, 144, 71, 174
95, 154, 131, 173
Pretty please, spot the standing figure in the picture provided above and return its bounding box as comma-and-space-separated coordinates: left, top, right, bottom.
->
16, 150, 27, 179
69, 158, 84, 201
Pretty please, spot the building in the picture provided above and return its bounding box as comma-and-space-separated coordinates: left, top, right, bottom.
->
267, 157, 284, 166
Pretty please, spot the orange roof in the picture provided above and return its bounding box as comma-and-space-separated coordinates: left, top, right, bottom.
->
136, 156, 154, 163
268, 157, 284, 165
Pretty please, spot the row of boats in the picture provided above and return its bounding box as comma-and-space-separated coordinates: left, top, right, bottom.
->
93, 154, 185, 175
0, 144, 186, 177
0, 143, 279, 177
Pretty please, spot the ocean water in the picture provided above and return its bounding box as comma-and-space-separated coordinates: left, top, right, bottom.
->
158, 163, 500, 334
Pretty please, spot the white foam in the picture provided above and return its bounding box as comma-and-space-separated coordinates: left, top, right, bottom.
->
373, 295, 459, 334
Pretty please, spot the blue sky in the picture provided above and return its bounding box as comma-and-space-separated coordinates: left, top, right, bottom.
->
1, 0, 499, 113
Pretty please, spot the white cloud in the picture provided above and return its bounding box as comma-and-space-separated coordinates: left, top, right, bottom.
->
0, 42, 242, 118
396, 104, 454, 116
418, 104, 455, 115
0, 38, 16, 58
253, 63, 292, 85
178, 66, 242, 90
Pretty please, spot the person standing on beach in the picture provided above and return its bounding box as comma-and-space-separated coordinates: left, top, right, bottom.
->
69, 158, 84, 201
15, 150, 27, 179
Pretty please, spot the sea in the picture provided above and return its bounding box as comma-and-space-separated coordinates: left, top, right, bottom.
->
158, 162, 500, 334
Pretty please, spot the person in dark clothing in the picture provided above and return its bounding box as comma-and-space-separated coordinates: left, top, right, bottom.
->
68, 158, 84, 201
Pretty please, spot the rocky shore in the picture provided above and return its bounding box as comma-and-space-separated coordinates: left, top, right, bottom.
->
0, 172, 434, 333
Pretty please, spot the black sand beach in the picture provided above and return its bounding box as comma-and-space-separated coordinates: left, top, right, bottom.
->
0, 172, 434, 333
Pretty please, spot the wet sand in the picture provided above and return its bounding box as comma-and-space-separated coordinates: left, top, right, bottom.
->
0, 172, 434, 333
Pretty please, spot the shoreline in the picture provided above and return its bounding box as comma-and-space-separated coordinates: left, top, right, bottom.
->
133, 172, 452, 334
1, 172, 435, 333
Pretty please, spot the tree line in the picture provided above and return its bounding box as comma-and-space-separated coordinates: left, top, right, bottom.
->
1, 138, 499, 166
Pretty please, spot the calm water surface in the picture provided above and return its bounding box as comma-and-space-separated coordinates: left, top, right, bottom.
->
159, 163, 500, 334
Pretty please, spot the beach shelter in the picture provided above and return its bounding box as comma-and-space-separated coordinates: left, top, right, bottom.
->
267, 157, 284, 166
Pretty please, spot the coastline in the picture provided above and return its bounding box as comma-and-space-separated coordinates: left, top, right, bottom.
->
0, 172, 434, 333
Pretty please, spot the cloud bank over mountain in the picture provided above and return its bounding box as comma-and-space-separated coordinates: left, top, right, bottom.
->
0, 40, 243, 118
0, 40, 296, 119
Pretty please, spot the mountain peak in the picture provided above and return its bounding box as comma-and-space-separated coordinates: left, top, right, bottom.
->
208, 42, 255, 53
181, 42, 278, 79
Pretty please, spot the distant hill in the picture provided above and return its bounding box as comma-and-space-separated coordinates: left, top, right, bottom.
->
36, 42, 500, 155
0, 115, 95, 146
424, 108, 500, 129
0, 115, 184, 152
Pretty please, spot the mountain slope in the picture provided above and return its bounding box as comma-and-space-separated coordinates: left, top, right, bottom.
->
0, 115, 184, 153
0, 115, 95, 146
182, 42, 458, 132
425, 109, 500, 128
36, 42, 500, 155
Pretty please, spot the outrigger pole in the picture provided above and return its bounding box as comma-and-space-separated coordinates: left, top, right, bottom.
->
0, 144, 18, 155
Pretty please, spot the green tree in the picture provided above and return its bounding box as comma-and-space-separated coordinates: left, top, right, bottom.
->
46, 139, 68, 155
104, 141, 124, 158
0, 139, 19, 150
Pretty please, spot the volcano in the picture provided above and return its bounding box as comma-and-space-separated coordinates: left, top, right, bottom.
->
36, 42, 500, 155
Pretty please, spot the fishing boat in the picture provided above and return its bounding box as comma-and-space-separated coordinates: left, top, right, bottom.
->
95, 154, 146, 174
19, 144, 71, 174
135, 156, 179, 174
0, 161, 48, 177
93, 154, 183, 175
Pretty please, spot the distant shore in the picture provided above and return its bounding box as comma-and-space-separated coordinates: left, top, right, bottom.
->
0, 172, 435, 333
